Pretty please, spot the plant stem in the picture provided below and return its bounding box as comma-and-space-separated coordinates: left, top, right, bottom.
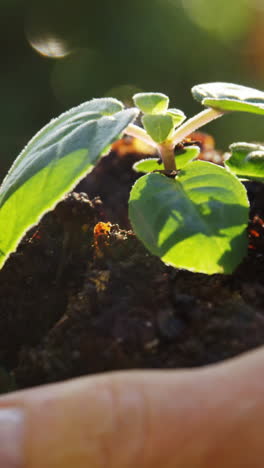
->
125, 108, 224, 172
158, 141, 176, 171
171, 108, 224, 146
126, 124, 176, 170
125, 123, 157, 149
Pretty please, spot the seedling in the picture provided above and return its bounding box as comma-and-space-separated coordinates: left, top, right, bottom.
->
0, 82, 264, 275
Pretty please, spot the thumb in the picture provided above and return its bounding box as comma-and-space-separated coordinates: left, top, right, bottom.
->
0, 348, 264, 468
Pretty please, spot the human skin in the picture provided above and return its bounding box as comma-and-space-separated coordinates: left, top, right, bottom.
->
1, 347, 264, 467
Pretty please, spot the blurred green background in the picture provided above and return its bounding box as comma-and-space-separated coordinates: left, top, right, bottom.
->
1, 0, 264, 174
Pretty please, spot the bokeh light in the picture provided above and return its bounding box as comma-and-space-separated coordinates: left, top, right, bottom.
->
27, 34, 72, 58
181, 0, 252, 41
25, 2, 76, 59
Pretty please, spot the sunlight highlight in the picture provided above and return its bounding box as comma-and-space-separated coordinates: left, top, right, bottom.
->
27, 35, 72, 58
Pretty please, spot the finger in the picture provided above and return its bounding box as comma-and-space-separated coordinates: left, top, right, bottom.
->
0, 347, 264, 467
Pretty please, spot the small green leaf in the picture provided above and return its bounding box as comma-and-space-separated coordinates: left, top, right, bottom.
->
142, 114, 174, 143
0, 98, 138, 269
133, 158, 163, 173
129, 161, 249, 275
166, 108, 186, 126
175, 145, 200, 169
225, 142, 264, 182
133, 92, 169, 114
133, 146, 200, 173
192, 82, 264, 115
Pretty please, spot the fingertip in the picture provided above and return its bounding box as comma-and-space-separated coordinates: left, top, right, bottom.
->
1, 373, 150, 468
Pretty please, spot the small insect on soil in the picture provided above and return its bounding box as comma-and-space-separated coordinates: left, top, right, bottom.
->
93, 222, 112, 256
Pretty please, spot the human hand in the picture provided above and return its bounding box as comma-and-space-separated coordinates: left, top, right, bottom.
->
0, 347, 264, 467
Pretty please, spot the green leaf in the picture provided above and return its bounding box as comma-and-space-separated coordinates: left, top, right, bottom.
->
225, 142, 264, 182
175, 145, 200, 169
142, 114, 174, 143
0, 98, 138, 269
166, 108, 186, 126
133, 158, 163, 173
133, 146, 200, 173
133, 92, 169, 114
129, 161, 249, 275
192, 82, 264, 115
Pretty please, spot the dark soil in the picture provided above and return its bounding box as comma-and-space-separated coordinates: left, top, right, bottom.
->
0, 137, 264, 392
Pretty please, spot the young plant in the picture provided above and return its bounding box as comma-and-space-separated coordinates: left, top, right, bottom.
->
225, 142, 264, 183
0, 82, 264, 275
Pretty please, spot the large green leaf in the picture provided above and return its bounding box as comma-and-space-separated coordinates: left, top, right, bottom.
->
225, 142, 264, 182
129, 161, 249, 274
192, 82, 264, 115
133, 146, 200, 173
0, 98, 138, 268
